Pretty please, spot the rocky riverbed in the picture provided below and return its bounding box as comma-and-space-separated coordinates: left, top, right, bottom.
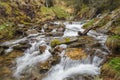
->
0, 21, 111, 80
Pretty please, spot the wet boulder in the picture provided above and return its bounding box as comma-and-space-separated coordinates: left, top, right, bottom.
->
48, 55, 61, 66
39, 45, 47, 53
13, 44, 31, 51
25, 29, 38, 36
43, 24, 56, 32
19, 40, 29, 45
67, 36, 93, 48
57, 23, 65, 32
49, 46, 65, 55
45, 32, 64, 37
68, 42, 85, 48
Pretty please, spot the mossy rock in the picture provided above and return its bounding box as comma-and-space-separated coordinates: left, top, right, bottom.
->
51, 39, 62, 47
51, 37, 78, 47
65, 48, 86, 60
105, 35, 120, 54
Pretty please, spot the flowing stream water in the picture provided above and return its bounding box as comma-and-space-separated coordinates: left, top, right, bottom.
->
2, 21, 108, 80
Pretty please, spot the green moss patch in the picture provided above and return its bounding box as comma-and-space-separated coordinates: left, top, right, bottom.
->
51, 39, 61, 47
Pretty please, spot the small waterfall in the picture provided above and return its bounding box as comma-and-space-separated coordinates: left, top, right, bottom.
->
13, 38, 52, 78
42, 50, 100, 80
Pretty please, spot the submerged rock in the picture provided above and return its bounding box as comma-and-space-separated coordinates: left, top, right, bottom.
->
39, 45, 47, 53
65, 48, 86, 60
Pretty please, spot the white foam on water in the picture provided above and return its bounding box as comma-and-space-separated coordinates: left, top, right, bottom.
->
5, 46, 13, 53
92, 56, 104, 66
87, 31, 108, 44
63, 22, 84, 37
42, 54, 100, 80
43, 64, 99, 80
13, 40, 52, 78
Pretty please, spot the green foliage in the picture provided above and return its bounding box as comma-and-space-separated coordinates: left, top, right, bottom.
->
78, 4, 89, 15
62, 0, 84, 13
40, 6, 70, 20
40, 7, 54, 16
52, 6, 70, 19
106, 35, 120, 53
0, 22, 15, 39
108, 58, 120, 72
